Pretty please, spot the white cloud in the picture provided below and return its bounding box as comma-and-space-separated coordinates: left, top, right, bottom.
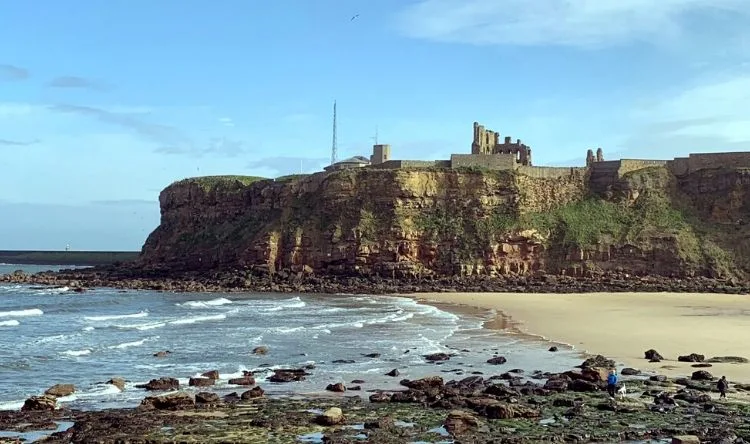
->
636, 73, 750, 144
218, 117, 234, 127
395, 0, 748, 48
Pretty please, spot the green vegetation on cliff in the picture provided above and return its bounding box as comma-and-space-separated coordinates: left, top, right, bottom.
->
173, 175, 269, 191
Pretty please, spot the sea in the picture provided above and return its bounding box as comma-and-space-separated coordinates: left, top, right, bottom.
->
0, 263, 584, 412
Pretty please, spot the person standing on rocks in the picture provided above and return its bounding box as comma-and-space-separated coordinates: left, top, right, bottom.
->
607, 369, 619, 398
717, 376, 729, 399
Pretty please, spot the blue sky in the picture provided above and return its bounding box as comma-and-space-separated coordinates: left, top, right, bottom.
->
1, 0, 749, 250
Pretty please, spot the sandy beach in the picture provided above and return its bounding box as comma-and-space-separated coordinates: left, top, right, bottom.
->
416, 292, 750, 384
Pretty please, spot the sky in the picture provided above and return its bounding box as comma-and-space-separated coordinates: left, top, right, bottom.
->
1, 0, 749, 250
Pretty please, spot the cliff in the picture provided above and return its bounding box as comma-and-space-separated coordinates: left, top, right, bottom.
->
137, 166, 750, 280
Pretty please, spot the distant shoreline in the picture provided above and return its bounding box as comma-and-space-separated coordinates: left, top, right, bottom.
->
0, 251, 139, 266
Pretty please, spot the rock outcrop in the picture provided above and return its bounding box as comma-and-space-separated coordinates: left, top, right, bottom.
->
57, 166, 750, 281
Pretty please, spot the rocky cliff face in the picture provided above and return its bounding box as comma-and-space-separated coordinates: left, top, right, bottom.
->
138, 166, 749, 280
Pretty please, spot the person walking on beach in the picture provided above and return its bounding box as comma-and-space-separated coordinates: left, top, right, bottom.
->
718, 376, 729, 400
607, 369, 618, 398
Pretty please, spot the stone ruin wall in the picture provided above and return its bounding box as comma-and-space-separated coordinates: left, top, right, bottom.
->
667, 152, 750, 176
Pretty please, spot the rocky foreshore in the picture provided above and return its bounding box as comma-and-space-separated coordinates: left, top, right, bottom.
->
2, 265, 749, 295
2, 354, 750, 443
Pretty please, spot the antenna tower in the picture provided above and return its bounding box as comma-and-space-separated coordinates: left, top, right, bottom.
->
331, 101, 338, 165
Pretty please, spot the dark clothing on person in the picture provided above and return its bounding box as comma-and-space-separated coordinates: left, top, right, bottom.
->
607, 384, 617, 397
718, 377, 728, 399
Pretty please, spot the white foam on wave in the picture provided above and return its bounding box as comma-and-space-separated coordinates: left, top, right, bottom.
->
82, 326, 95, 331
169, 314, 226, 325
178, 297, 233, 308
0, 400, 25, 411
0, 319, 19, 327
84, 311, 148, 321
34, 286, 70, 295
0, 308, 43, 318
108, 336, 157, 350
257, 296, 306, 312
62, 349, 91, 357
269, 326, 305, 334
116, 321, 166, 331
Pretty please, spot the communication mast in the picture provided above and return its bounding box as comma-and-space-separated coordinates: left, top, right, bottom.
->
331, 101, 338, 165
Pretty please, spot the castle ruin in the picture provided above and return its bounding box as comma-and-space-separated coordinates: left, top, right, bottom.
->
471, 122, 532, 166
323, 121, 750, 184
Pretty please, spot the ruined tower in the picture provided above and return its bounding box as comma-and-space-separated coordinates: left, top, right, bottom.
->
596, 147, 604, 162
586, 149, 595, 167
370, 144, 391, 165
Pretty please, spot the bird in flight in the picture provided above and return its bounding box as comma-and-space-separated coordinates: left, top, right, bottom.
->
350, 14, 359, 21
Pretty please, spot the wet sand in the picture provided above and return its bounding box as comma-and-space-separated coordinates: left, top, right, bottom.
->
415, 292, 750, 384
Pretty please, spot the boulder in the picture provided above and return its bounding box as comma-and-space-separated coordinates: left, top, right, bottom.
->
443, 410, 480, 436
674, 389, 711, 404
580, 355, 615, 369
137, 377, 179, 391
228, 376, 256, 386
621, 368, 640, 376
44, 384, 75, 397
315, 407, 344, 426
569, 379, 599, 392
548, 346, 558, 352
400, 376, 444, 392
544, 378, 569, 392
690, 370, 714, 381
581, 367, 609, 382
486, 356, 507, 365
369, 392, 391, 403
691, 363, 712, 368
195, 392, 221, 404
240, 386, 265, 399
21, 395, 56, 412
644, 349, 664, 361
269, 369, 308, 382
188, 377, 215, 387
252, 346, 269, 355
153, 350, 172, 358
201, 370, 219, 380
385, 369, 400, 377
424, 353, 450, 362
678, 353, 705, 363
326, 383, 346, 393
140, 392, 194, 410
107, 377, 126, 391
362, 353, 381, 358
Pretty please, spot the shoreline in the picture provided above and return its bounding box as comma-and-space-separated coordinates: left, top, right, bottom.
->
414, 291, 750, 385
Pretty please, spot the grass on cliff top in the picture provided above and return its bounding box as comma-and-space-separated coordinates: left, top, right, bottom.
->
173, 175, 268, 190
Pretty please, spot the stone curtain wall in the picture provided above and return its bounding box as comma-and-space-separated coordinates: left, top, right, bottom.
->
668, 153, 750, 176
517, 166, 587, 179
450, 154, 517, 170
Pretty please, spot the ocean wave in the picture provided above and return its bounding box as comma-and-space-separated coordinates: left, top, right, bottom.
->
0, 308, 43, 318
0, 320, 19, 327
108, 337, 157, 350
269, 326, 306, 334
178, 297, 232, 309
169, 314, 226, 325
256, 296, 307, 312
62, 349, 92, 357
114, 321, 166, 331
0, 400, 25, 411
84, 311, 148, 321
